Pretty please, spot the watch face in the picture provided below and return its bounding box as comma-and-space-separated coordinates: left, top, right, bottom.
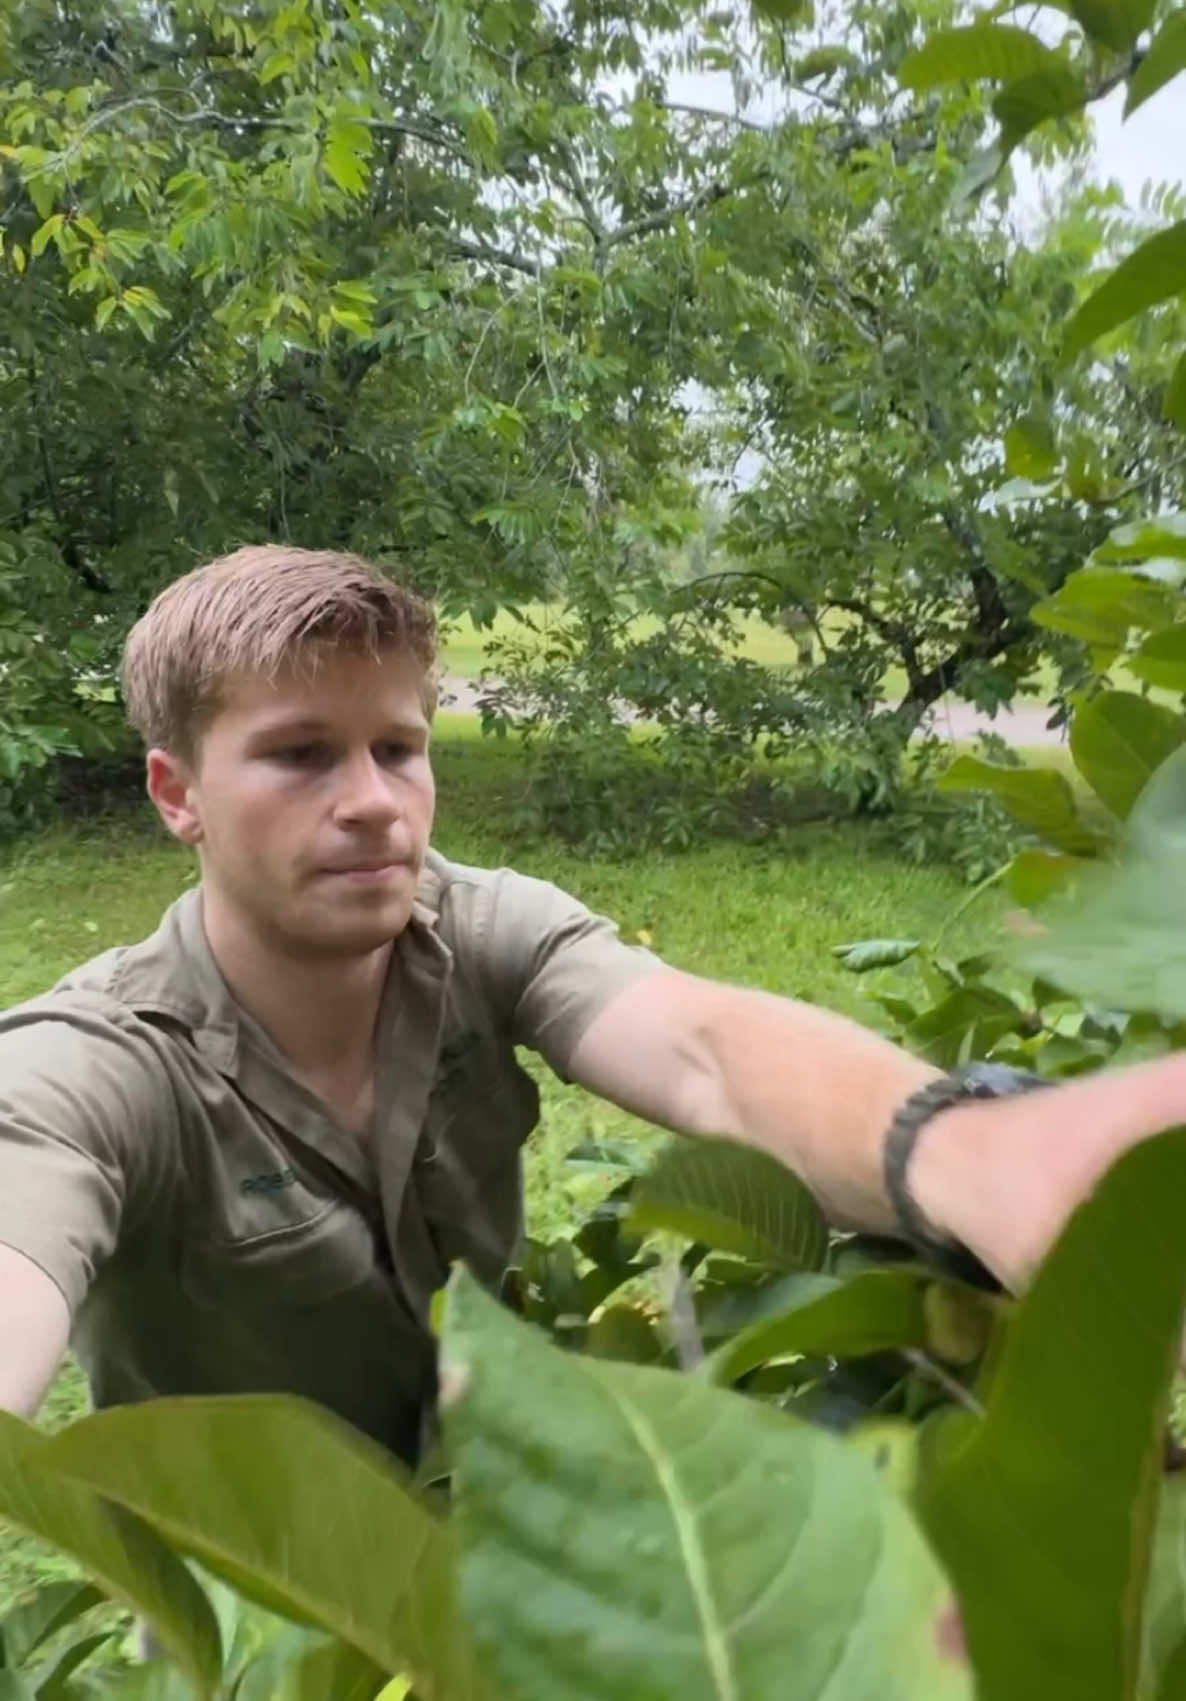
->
959, 1061, 1045, 1096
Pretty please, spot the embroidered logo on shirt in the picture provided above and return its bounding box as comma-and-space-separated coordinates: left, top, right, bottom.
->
240, 1167, 297, 1196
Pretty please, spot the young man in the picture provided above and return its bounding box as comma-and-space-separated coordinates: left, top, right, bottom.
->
0, 545, 1178, 1455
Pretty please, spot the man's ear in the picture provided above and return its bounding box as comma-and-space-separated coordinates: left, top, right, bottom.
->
146, 747, 203, 845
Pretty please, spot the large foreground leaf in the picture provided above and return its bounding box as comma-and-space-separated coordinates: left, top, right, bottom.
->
1016, 827, 1186, 1019
36, 1396, 477, 1701
937, 755, 1100, 853
1093, 514, 1186, 566
1068, 0, 1154, 52
920, 1127, 1186, 1701
1125, 9, 1186, 115
442, 1269, 971, 1701
898, 23, 1061, 89
1070, 692, 1186, 821
629, 1136, 829, 1270
1030, 566, 1176, 646
1064, 221, 1186, 358
1129, 625, 1186, 693
0, 1416, 221, 1698
993, 66, 1087, 154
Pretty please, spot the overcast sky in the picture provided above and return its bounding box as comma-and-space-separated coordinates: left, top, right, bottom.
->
1091, 82, 1186, 203
664, 56, 1186, 214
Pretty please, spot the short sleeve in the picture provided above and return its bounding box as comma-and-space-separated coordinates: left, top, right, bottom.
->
477, 869, 663, 1075
0, 1002, 177, 1314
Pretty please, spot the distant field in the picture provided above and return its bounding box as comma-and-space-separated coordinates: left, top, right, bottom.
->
439, 605, 827, 679
437, 603, 1075, 704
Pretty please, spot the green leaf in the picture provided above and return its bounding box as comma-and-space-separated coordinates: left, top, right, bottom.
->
36, 1396, 478, 1700
28, 1628, 114, 1698
919, 1126, 1186, 1701
1064, 221, 1186, 358
1130, 625, 1186, 692
699, 1270, 842, 1340
904, 986, 1025, 1068
1016, 787, 1186, 1018
1141, 1476, 1186, 1700
1003, 413, 1057, 479
1166, 353, 1186, 430
1030, 567, 1176, 645
0, 1582, 102, 1669
584, 1305, 663, 1363
1068, 0, 1154, 52
993, 65, 1088, 154
793, 45, 855, 78
629, 1135, 830, 1270
29, 214, 64, 259
1005, 847, 1084, 906
1093, 513, 1186, 563
922, 1280, 996, 1366
706, 1270, 928, 1386
1125, 9, 1186, 114
898, 23, 1061, 90
831, 938, 922, 972
235, 1631, 387, 1701
328, 305, 371, 338
0, 1415, 221, 1698
938, 755, 1100, 854
1070, 691, 1186, 820
324, 118, 369, 195
442, 1269, 973, 1701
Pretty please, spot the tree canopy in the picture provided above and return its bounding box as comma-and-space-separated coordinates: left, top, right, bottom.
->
2, 0, 1184, 836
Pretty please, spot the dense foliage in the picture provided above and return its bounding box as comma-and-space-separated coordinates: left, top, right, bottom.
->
2, 0, 1185, 839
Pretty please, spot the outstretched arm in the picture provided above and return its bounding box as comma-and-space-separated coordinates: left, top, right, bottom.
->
567, 966, 1183, 1288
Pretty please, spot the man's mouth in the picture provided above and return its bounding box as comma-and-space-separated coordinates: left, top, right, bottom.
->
319, 858, 406, 881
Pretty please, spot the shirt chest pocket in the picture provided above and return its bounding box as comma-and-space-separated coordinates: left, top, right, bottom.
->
181, 1190, 379, 1310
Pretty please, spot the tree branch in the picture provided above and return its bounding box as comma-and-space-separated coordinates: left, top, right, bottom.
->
446, 237, 539, 277
552, 137, 607, 246
606, 176, 758, 249
655, 100, 773, 134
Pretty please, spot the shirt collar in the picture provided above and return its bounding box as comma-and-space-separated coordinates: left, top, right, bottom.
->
108, 857, 448, 1080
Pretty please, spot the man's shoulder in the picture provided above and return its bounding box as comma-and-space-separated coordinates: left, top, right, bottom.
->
0, 894, 194, 1035
419, 849, 582, 945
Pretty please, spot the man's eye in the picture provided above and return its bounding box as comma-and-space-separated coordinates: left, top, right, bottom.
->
377, 742, 411, 764
273, 744, 329, 767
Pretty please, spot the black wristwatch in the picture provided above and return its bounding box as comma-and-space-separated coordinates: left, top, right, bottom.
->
882, 1061, 1054, 1289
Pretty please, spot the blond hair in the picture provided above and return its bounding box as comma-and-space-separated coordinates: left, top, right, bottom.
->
121, 545, 438, 758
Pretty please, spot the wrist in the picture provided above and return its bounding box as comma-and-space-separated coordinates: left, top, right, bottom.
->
884, 1063, 1054, 1288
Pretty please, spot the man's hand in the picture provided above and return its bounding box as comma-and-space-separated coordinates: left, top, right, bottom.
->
909, 1051, 1186, 1289
569, 968, 1186, 1292
0, 1244, 70, 1417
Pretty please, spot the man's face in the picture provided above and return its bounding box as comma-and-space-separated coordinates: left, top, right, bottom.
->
151, 645, 436, 958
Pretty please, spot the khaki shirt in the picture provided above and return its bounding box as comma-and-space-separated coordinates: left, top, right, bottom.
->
0, 850, 658, 1460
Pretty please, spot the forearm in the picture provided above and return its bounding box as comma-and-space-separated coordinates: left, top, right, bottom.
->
686, 981, 940, 1232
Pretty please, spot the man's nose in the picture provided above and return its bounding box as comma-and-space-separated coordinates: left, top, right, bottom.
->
334, 752, 399, 825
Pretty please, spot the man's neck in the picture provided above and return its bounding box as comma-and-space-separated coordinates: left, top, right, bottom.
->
199, 892, 393, 1078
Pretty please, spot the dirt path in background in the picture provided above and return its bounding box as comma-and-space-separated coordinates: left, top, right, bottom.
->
437, 676, 1069, 747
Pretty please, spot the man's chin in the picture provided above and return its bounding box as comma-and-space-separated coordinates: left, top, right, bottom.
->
292, 894, 415, 958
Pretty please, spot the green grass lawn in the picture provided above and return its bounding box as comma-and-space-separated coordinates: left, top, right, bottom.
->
0, 719, 1006, 1604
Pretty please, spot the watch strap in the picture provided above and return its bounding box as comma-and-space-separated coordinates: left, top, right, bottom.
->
883, 1062, 1054, 1289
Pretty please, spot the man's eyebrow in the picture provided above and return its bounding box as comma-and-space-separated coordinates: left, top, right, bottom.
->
248, 715, 429, 740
